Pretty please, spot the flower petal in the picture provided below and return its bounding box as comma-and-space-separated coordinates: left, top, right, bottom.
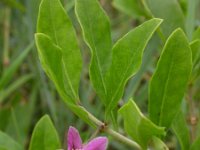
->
68, 126, 82, 150
83, 137, 108, 150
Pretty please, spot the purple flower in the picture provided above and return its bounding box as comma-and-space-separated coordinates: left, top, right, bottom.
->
67, 126, 108, 150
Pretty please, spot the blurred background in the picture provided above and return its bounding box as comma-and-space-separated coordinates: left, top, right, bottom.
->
0, 0, 200, 149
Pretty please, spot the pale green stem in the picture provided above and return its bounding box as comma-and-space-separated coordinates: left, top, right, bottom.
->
87, 110, 142, 149
105, 128, 141, 150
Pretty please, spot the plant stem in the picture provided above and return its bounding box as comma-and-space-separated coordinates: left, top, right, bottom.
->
105, 128, 141, 150
87, 110, 141, 149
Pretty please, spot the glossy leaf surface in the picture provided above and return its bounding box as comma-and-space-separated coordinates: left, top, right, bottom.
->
119, 99, 165, 149
149, 29, 192, 128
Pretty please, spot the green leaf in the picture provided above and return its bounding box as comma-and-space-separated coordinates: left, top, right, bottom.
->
190, 40, 200, 81
124, 35, 161, 101
29, 115, 61, 150
191, 40, 200, 65
191, 136, 200, 150
185, 0, 199, 40
37, 0, 82, 103
193, 27, 200, 40
105, 18, 162, 114
146, 0, 185, 37
149, 29, 192, 128
119, 99, 165, 149
35, 34, 94, 127
0, 42, 33, 90
0, 131, 22, 150
0, 108, 11, 131
35, 33, 67, 99
179, 0, 188, 15
172, 110, 190, 150
0, 74, 33, 103
4, 88, 37, 145
112, 0, 147, 18
149, 136, 169, 150
75, 0, 112, 104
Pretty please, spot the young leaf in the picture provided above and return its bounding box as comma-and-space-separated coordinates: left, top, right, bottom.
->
172, 110, 190, 150
119, 99, 165, 149
149, 29, 192, 128
146, 0, 185, 37
0, 131, 22, 150
75, 0, 112, 104
112, 0, 147, 18
29, 115, 61, 150
105, 18, 162, 114
37, 0, 82, 102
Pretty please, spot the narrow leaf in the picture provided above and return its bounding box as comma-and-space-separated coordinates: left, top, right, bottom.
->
172, 110, 190, 150
190, 40, 200, 81
146, 0, 185, 36
0, 42, 33, 90
75, 0, 112, 104
112, 0, 147, 18
35, 34, 94, 126
105, 18, 162, 114
149, 29, 192, 128
192, 27, 200, 40
29, 115, 61, 150
190, 40, 200, 65
0, 74, 33, 103
124, 35, 161, 101
119, 99, 165, 149
35, 33, 67, 100
37, 0, 82, 102
0, 131, 22, 150
185, 0, 198, 40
